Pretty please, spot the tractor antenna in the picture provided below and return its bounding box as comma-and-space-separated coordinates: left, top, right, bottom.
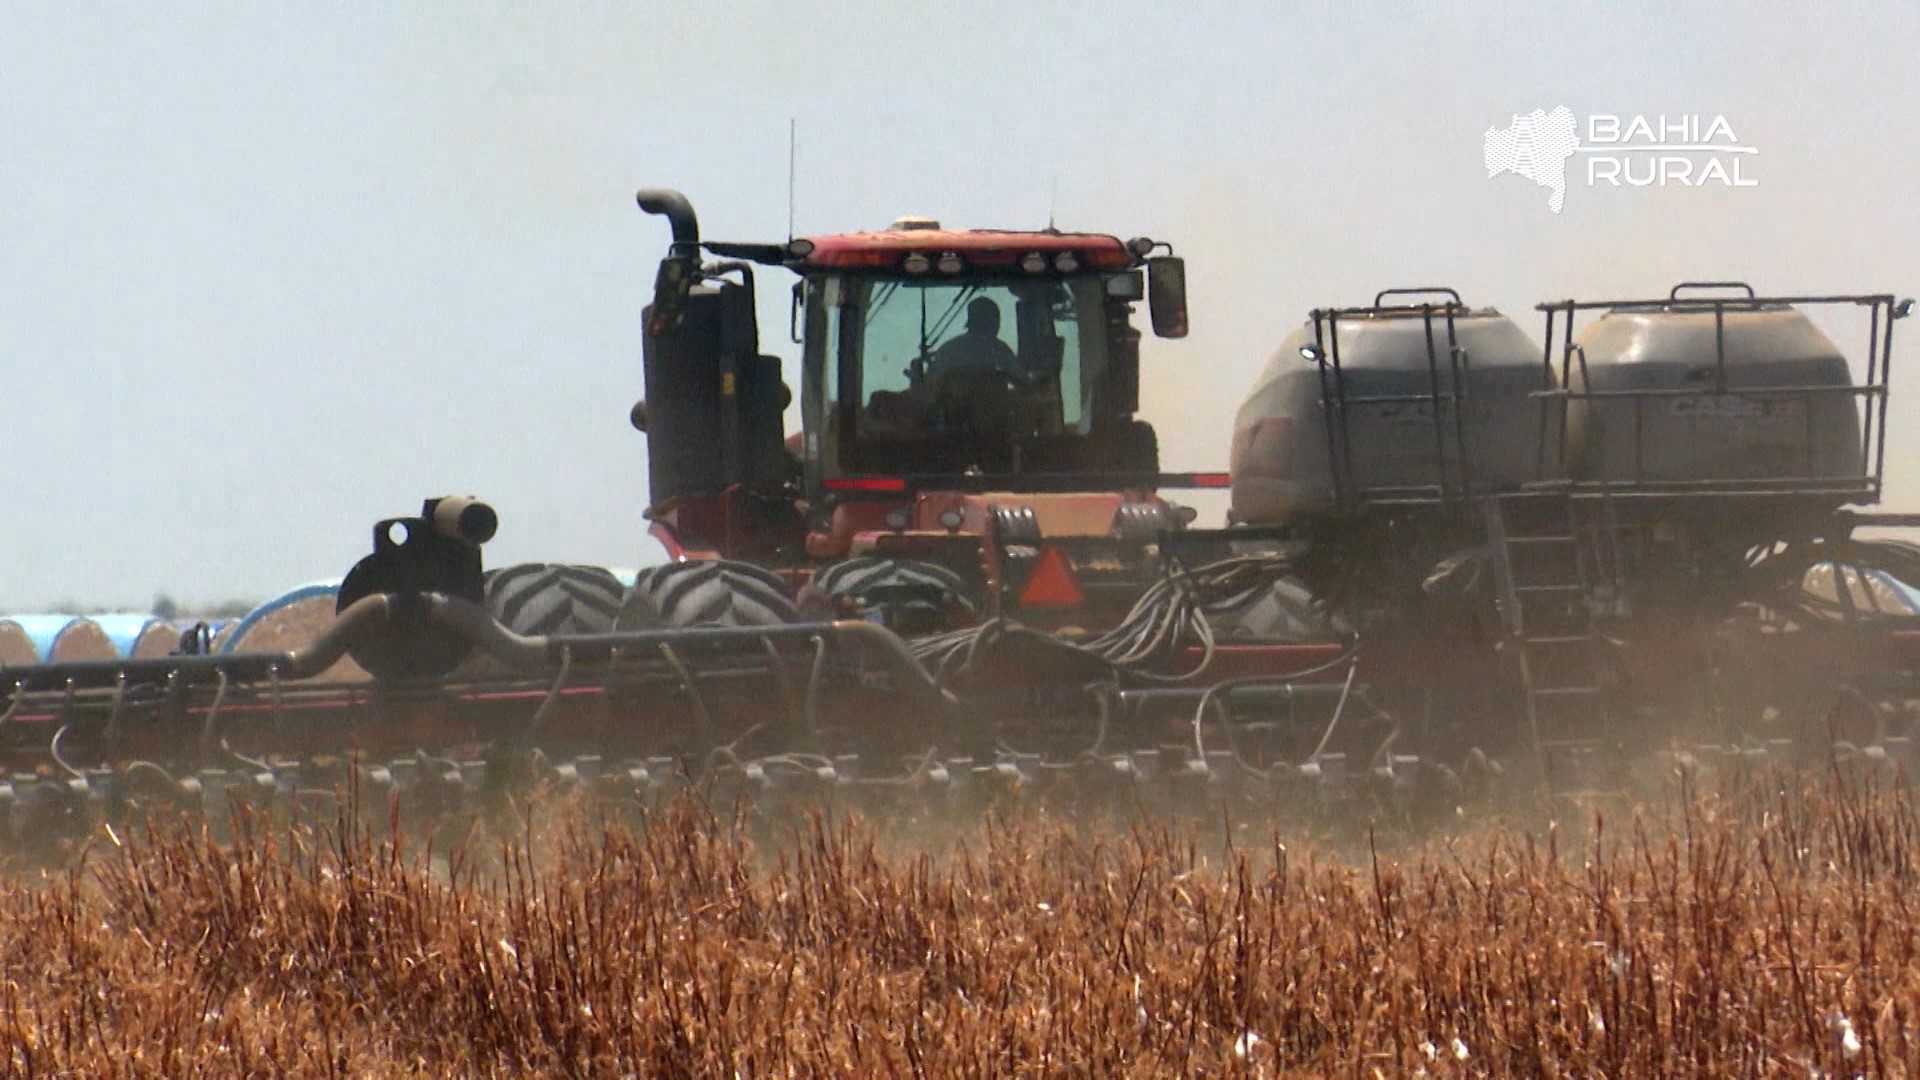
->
1047, 173, 1058, 232
786, 117, 798, 242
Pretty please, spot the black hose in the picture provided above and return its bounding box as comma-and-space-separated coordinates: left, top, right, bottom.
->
909, 553, 1306, 688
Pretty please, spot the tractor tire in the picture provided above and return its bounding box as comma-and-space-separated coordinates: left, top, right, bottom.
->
813, 557, 973, 607
812, 556, 976, 634
483, 563, 627, 636
616, 560, 800, 631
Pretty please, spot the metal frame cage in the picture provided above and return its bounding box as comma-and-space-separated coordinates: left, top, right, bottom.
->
1306, 287, 1484, 512
1303, 283, 1909, 513
1530, 283, 1906, 503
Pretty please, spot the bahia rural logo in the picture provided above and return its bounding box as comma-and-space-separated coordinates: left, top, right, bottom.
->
1484, 107, 1758, 213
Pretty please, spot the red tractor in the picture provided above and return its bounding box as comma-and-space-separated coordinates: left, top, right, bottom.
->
600, 190, 1363, 785
619, 187, 1236, 636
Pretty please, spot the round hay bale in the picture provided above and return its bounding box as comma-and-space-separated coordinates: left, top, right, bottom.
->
90, 614, 163, 659
206, 619, 237, 655
134, 620, 192, 659
10, 616, 73, 663
54, 618, 118, 663
87, 615, 203, 659
221, 581, 366, 683
8, 616, 119, 663
0, 620, 37, 667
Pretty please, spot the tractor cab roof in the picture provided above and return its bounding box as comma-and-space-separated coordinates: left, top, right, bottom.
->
800, 228, 1137, 270
702, 227, 1153, 274
793, 227, 1153, 275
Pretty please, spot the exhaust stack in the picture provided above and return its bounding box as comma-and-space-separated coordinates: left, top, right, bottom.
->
636, 188, 701, 257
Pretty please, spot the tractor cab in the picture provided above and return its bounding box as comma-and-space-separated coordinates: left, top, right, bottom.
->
792, 221, 1189, 494
631, 188, 1193, 569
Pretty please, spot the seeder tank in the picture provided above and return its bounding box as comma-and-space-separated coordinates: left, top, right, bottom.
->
1230, 297, 1550, 525
1562, 300, 1865, 489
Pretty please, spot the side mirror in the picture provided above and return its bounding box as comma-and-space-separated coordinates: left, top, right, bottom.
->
630, 399, 649, 433
1147, 256, 1188, 339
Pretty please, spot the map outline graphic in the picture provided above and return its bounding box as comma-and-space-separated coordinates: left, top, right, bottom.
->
1483, 106, 1580, 214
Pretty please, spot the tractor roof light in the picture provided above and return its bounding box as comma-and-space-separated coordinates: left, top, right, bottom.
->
786, 238, 816, 259
1126, 236, 1155, 258
1020, 252, 1049, 273
936, 251, 965, 274
1053, 251, 1081, 274
902, 252, 931, 274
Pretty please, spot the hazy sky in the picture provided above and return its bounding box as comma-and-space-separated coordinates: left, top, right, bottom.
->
3, 2, 1917, 609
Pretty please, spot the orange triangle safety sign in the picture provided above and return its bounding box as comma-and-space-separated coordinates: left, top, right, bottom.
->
1019, 546, 1085, 609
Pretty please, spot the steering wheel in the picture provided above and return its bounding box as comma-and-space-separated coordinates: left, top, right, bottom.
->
930, 364, 1025, 402
925, 366, 1027, 437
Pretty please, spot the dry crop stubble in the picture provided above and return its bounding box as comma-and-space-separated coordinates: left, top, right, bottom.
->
0, 768, 1914, 1077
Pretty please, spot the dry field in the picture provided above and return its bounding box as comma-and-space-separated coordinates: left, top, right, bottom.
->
0, 770, 1916, 1077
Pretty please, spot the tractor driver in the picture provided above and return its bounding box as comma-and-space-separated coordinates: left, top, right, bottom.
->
915, 295, 1052, 442
926, 297, 1020, 382
869, 294, 1049, 442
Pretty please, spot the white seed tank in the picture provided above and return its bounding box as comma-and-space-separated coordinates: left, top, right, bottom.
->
1563, 302, 1865, 487
1230, 304, 1553, 525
